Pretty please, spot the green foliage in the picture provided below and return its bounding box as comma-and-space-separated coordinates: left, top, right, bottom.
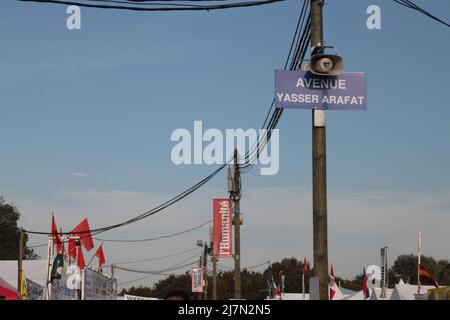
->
262, 257, 311, 294
333, 255, 450, 291
334, 274, 364, 292
153, 273, 193, 299
0, 196, 38, 260
388, 254, 450, 286
120, 257, 312, 300
120, 285, 155, 298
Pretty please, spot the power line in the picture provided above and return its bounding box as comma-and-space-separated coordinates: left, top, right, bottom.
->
246, 260, 270, 271
115, 250, 201, 274
118, 261, 197, 285
393, 0, 449, 27
19, 0, 287, 12
117, 250, 201, 286
29, 219, 211, 248
242, 1, 310, 166
86, 0, 207, 7
114, 246, 199, 265
25, 164, 227, 236
239, 0, 311, 172
214, 259, 270, 271
23, 1, 311, 237
93, 219, 211, 242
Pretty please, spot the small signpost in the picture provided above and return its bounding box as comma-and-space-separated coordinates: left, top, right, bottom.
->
275, 70, 367, 110
191, 267, 204, 293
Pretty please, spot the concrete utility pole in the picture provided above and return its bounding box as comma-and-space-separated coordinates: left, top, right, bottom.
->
203, 243, 208, 300
17, 229, 24, 300
232, 149, 242, 299
209, 228, 217, 300
198, 255, 203, 300
212, 256, 218, 300
380, 246, 388, 298
311, 0, 329, 300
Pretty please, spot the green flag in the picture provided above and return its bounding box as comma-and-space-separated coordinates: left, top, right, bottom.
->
50, 253, 64, 281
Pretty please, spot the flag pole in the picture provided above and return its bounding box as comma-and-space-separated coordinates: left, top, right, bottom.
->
302, 272, 305, 300
81, 268, 85, 300
86, 252, 96, 269
417, 231, 421, 295
44, 236, 53, 300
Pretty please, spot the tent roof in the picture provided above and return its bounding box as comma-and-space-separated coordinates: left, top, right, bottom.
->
342, 290, 367, 300
391, 283, 437, 300
0, 260, 47, 288
340, 287, 357, 296
369, 287, 394, 300
265, 293, 309, 300
0, 277, 17, 300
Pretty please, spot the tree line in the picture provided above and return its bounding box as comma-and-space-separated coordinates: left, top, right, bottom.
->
120, 255, 450, 300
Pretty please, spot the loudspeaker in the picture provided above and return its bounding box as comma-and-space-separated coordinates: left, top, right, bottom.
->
310, 46, 343, 76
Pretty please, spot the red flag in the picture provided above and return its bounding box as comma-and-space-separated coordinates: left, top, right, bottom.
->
94, 243, 106, 268
303, 258, 309, 273
419, 265, 439, 288
51, 213, 62, 254
72, 218, 94, 251
329, 264, 336, 300
363, 267, 370, 299
77, 246, 85, 269
68, 237, 77, 259
274, 283, 280, 296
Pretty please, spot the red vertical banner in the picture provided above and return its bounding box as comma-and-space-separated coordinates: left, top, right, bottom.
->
213, 198, 232, 258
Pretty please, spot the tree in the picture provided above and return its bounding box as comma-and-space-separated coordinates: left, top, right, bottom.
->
120, 286, 155, 298
335, 273, 364, 292
388, 254, 450, 286
152, 273, 193, 299
0, 196, 38, 260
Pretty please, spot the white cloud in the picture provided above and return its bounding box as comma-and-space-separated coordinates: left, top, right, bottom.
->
68, 172, 87, 177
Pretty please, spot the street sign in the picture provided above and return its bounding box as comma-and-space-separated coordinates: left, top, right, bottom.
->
191, 267, 204, 293
275, 70, 367, 110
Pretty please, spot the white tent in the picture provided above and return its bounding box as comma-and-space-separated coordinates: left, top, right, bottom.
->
281, 293, 309, 300
342, 290, 366, 300
369, 287, 394, 300
0, 260, 47, 288
329, 285, 345, 300
0, 260, 47, 300
339, 287, 357, 298
265, 293, 309, 300
390, 282, 436, 300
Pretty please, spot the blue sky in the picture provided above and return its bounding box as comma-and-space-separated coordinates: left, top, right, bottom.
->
1, 0, 450, 287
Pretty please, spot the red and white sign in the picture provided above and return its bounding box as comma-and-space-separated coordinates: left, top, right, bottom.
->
213, 198, 233, 258
191, 267, 204, 293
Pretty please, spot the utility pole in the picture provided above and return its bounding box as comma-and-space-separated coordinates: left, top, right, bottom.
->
311, 0, 329, 300
209, 227, 217, 300
212, 256, 217, 300
17, 229, 24, 300
203, 243, 208, 300
231, 149, 242, 299
111, 264, 117, 298
380, 246, 388, 299
198, 255, 203, 300
417, 232, 421, 295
